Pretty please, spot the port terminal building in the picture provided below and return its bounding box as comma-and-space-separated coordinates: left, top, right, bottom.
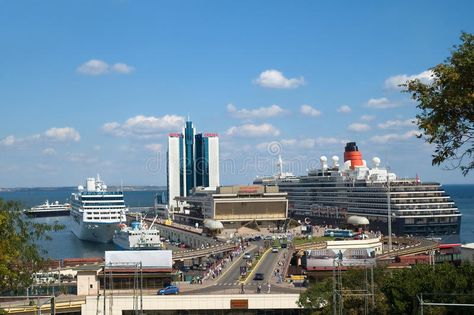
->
172, 185, 288, 228
76, 251, 177, 296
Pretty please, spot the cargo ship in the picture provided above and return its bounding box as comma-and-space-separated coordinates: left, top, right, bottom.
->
254, 142, 461, 243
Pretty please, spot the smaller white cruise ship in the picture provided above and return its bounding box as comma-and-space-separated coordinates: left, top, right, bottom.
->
113, 216, 164, 250
70, 175, 127, 243
24, 200, 70, 217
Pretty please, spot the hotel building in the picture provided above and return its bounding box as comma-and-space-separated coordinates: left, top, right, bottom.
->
167, 120, 219, 210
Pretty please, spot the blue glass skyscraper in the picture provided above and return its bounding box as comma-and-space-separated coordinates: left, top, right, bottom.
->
167, 120, 219, 209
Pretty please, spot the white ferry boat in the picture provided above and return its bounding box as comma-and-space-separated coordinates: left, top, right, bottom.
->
70, 175, 127, 243
24, 200, 70, 217
254, 142, 461, 243
113, 216, 164, 250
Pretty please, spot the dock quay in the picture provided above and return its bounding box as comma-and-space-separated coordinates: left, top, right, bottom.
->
126, 214, 220, 249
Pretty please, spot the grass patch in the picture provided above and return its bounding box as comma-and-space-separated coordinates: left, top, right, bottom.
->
292, 236, 333, 246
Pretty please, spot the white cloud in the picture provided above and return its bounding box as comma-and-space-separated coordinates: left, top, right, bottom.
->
42, 148, 56, 156
254, 69, 305, 89
103, 115, 185, 138
300, 104, 321, 117
145, 143, 163, 152
384, 70, 435, 90
337, 105, 352, 113
226, 123, 280, 137
348, 123, 371, 132
44, 127, 81, 142
370, 129, 420, 144
227, 104, 285, 119
111, 63, 135, 74
281, 138, 316, 149
360, 115, 375, 121
366, 97, 400, 109
66, 153, 98, 165
378, 119, 415, 129
77, 59, 134, 75
257, 137, 347, 152
1, 127, 80, 147
1, 135, 15, 146
315, 137, 347, 146
77, 59, 109, 75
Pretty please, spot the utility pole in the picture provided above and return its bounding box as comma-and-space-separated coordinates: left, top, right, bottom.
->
332, 259, 337, 315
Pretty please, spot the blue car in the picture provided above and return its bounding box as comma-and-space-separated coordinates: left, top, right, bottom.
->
157, 285, 179, 295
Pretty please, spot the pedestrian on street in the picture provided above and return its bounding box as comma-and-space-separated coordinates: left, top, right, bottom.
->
240, 283, 245, 294
257, 284, 261, 294
267, 283, 271, 293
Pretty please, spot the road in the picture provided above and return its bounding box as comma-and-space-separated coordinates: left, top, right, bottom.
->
185, 243, 302, 295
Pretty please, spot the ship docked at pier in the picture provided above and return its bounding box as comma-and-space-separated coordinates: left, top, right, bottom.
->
113, 215, 164, 250
254, 142, 461, 243
70, 175, 127, 243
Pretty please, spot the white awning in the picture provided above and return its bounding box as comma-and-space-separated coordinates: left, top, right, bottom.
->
347, 215, 370, 226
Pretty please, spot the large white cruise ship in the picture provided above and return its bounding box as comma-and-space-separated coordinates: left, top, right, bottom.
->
70, 175, 127, 243
254, 142, 461, 243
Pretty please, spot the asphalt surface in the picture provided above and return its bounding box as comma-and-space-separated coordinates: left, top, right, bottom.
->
184, 242, 303, 295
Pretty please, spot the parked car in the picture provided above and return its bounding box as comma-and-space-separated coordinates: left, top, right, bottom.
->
253, 273, 264, 281
157, 285, 179, 295
280, 242, 288, 249
243, 252, 252, 260
264, 235, 274, 241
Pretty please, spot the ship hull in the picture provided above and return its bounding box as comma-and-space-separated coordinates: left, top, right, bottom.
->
70, 216, 119, 243
24, 209, 70, 217
112, 232, 163, 250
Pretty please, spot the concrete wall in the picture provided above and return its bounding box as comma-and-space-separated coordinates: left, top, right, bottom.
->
461, 245, 474, 262
82, 294, 301, 315
326, 237, 383, 255
157, 223, 218, 248
77, 272, 99, 296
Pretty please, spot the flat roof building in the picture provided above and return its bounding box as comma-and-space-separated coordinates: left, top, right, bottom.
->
175, 185, 288, 224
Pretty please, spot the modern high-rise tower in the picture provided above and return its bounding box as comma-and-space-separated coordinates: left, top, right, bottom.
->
167, 120, 219, 209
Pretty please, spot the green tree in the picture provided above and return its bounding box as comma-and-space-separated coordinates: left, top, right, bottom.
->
0, 198, 63, 294
298, 267, 389, 315
300, 263, 474, 315
404, 32, 474, 175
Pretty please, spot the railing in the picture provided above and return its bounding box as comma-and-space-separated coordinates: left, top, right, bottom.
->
172, 243, 238, 260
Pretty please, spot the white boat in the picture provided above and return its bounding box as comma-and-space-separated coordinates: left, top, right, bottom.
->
25, 200, 70, 217
113, 216, 164, 250
70, 175, 127, 243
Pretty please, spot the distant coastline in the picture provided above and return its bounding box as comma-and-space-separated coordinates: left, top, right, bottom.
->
0, 185, 166, 192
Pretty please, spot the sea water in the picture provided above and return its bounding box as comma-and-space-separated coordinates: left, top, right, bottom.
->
0, 185, 473, 259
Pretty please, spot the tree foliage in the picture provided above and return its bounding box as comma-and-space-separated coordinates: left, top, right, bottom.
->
404, 32, 474, 175
0, 198, 63, 294
300, 263, 474, 315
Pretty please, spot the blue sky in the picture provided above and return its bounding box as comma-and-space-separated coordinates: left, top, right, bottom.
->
1, 0, 473, 187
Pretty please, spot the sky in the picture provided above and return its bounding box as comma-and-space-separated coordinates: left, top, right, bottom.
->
1, 0, 473, 187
